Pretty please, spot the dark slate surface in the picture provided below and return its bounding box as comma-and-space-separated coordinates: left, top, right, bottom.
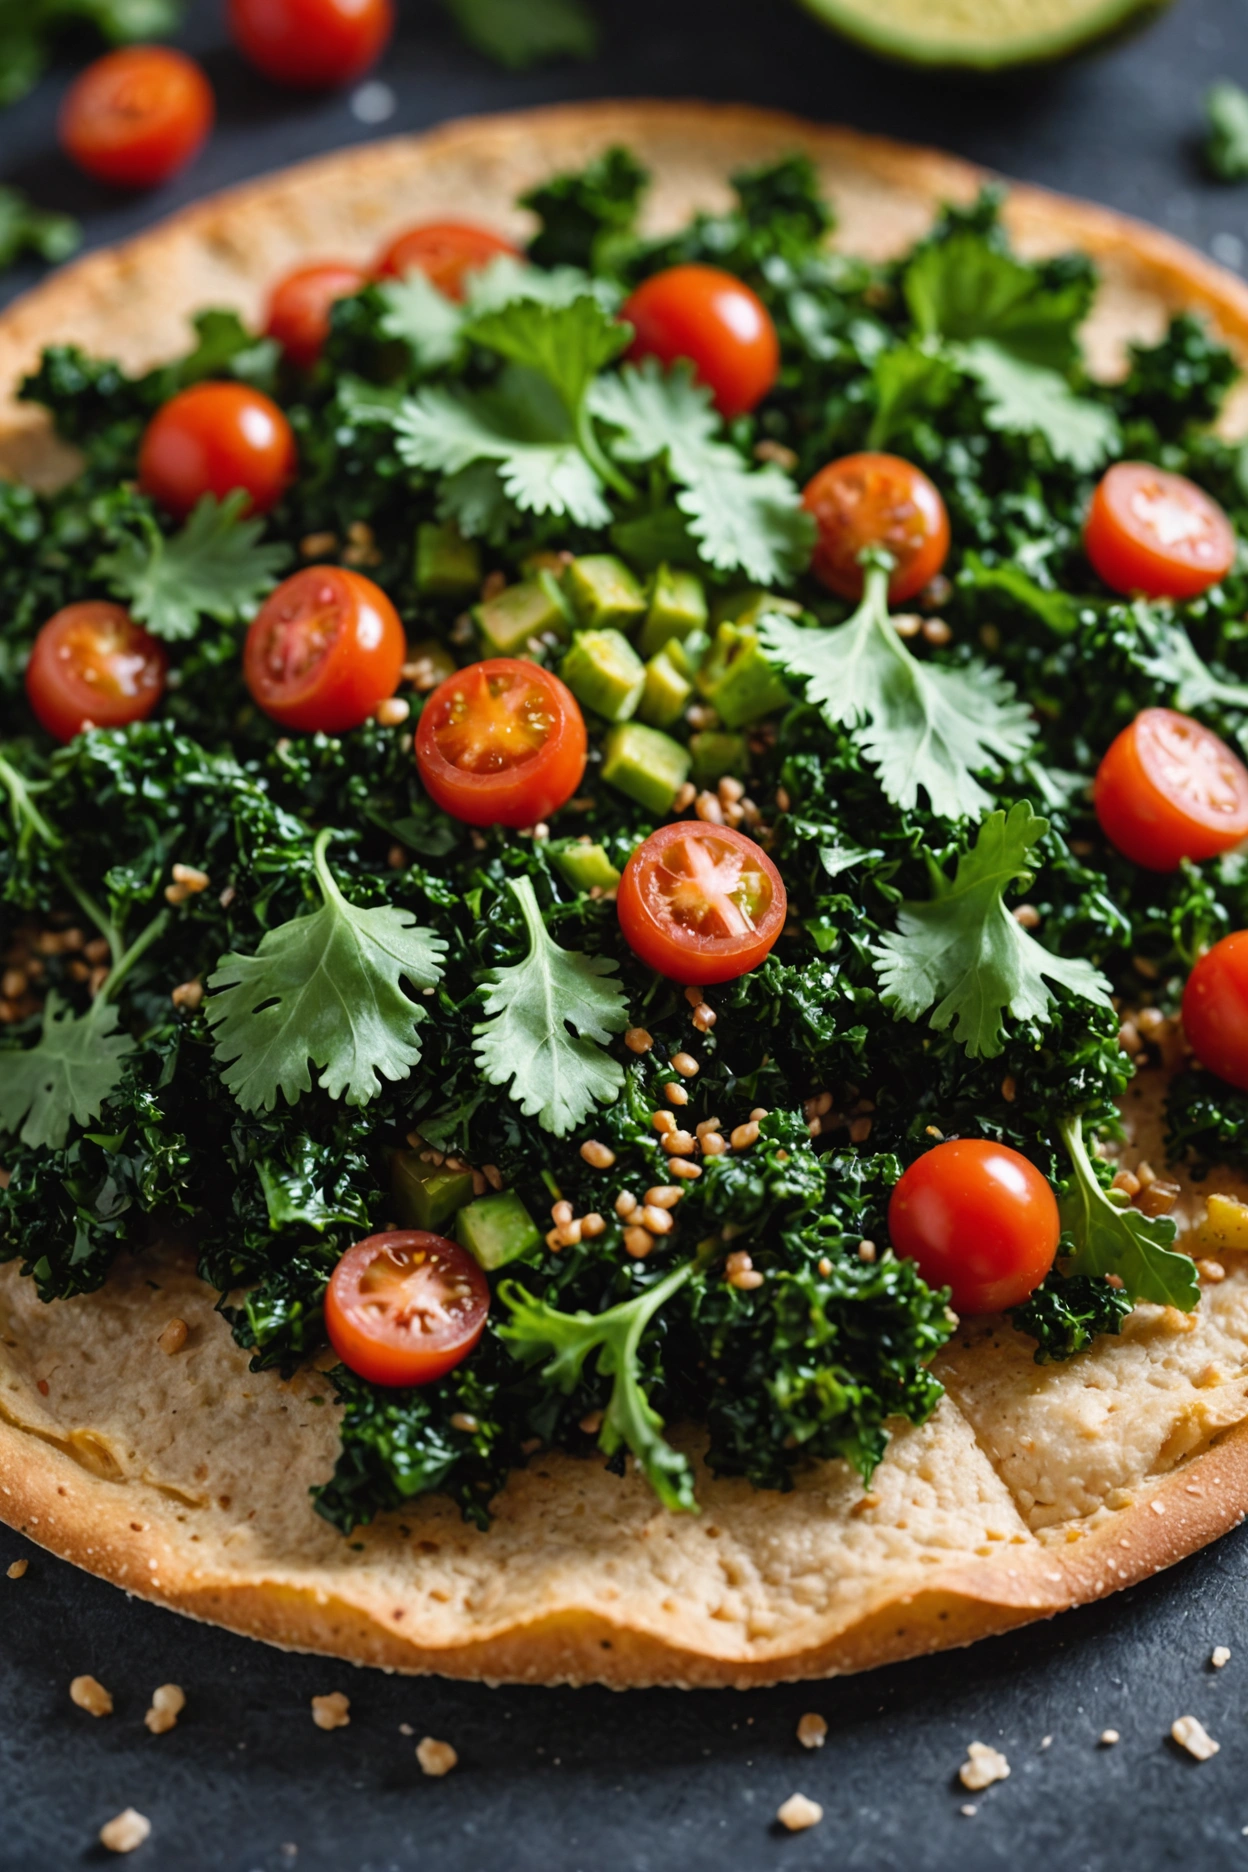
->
6, 1, 1248, 1865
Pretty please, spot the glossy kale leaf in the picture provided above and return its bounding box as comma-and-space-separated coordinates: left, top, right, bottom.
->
1008, 1266, 1132, 1364
521, 145, 649, 271
1059, 1113, 1199, 1309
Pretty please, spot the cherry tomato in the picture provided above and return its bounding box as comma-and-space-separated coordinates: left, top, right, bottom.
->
1183, 932, 1248, 1091
138, 382, 297, 521
265, 261, 369, 369
616, 821, 786, 986
1085, 462, 1236, 600
1094, 707, 1248, 872
376, 222, 520, 301
25, 602, 167, 744
59, 47, 214, 190
888, 1139, 1059, 1316
325, 1231, 489, 1387
415, 659, 586, 829
243, 566, 405, 732
803, 451, 950, 605
228, 0, 393, 87
620, 265, 779, 420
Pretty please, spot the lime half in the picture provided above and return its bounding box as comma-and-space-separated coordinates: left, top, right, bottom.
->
798, 0, 1171, 69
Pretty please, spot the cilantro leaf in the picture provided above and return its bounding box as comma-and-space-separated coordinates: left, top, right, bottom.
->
959, 551, 1079, 637
441, 0, 596, 69
872, 801, 1112, 1058
1059, 1114, 1199, 1310
0, 185, 80, 268
472, 875, 627, 1135
1132, 602, 1248, 713
759, 559, 1035, 819
0, 0, 181, 107
867, 342, 956, 449
956, 341, 1120, 470
375, 258, 618, 374
1206, 82, 1248, 182
904, 227, 1089, 371
0, 992, 135, 1150
206, 828, 446, 1112
463, 294, 629, 416
376, 273, 464, 371
499, 1260, 696, 1510
95, 493, 291, 642
463, 254, 620, 315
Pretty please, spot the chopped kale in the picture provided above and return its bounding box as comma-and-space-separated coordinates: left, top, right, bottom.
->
1008, 1268, 1133, 1364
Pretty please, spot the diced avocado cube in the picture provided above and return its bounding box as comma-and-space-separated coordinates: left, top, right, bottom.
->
404, 636, 457, 690
550, 840, 623, 893
638, 648, 692, 730
689, 730, 750, 789
391, 1150, 475, 1233
710, 586, 804, 629
665, 628, 711, 682
602, 721, 691, 816
475, 572, 572, 656
638, 563, 708, 658
456, 1190, 541, 1271
696, 622, 791, 728
415, 521, 481, 599
565, 554, 647, 631
560, 628, 646, 722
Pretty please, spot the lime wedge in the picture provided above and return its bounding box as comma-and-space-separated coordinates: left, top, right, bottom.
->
798, 0, 1170, 69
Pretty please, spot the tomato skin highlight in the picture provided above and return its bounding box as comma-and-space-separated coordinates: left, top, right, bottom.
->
244, 566, 405, 732
228, 0, 393, 87
325, 1231, 489, 1388
265, 261, 369, 368
803, 451, 950, 604
1094, 707, 1248, 871
59, 47, 214, 189
376, 222, 520, 300
415, 659, 587, 829
25, 602, 168, 744
138, 382, 297, 521
1183, 932, 1248, 1092
1085, 462, 1236, 600
617, 821, 786, 986
888, 1139, 1059, 1316
620, 265, 779, 419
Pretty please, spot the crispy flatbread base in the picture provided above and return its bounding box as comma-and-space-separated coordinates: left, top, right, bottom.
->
4, 103, 1248, 1688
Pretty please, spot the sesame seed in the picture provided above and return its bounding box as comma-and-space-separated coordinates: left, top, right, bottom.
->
1171, 1715, 1219, 1760
849, 1116, 873, 1143
483, 1164, 503, 1190
1098, 1729, 1119, 1746
692, 1004, 717, 1032
857, 1240, 877, 1263
664, 1082, 689, 1106
671, 1052, 699, 1077
669, 1159, 702, 1179
375, 697, 411, 726
615, 1191, 639, 1219
171, 864, 209, 892
922, 616, 952, 645
683, 986, 705, 1007
551, 1200, 573, 1227
623, 1226, 654, 1259
144, 1684, 186, 1735
580, 1139, 616, 1169
776, 1794, 822, 1832
71, 1676, 113, 1717
99, 1809, 151, 1854
311, 1692, 351, 1731
718, 775, 745, 804
157, 1318, 188, 1356
726, 1250, 764, 1290
450, 1412, 480, 1433
556, 1220, 583, 1247
796, 1712, 827, 1749
695, 791, 724, 824
1212, 1646, 1231, 1668
1000, 1075, 1016, 1102
699, 1131, 727, 1156
581, 1212, 606, 1237
749, 1107, 769, 1122
671, 781, 697, 812
959, 1742, 1010, 1790
640, 1205, 674, 1235
625, 1027, 653, 1054
730, 1121, 760, 1150
817, 1257, 832, 1277
416, 1737, 458, 1777
1013, 904, 1041, 929
662, 1130, 696, 1157
644, 1186, 682, 1209
6, 1559, 27, 1579
652, 1109, 677, 1135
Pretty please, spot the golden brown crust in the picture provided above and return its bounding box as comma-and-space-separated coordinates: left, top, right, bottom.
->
5, 104, 1248, 1686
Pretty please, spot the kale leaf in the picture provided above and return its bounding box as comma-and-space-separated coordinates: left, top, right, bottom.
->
1206, 82, 1248, 182
1008, 1266, 1133, 1363
1059, 1113, 1199, 1309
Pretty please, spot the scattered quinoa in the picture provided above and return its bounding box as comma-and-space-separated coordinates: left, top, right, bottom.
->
6, 1558, 27, 1579
796, 1712, 827, 1749
958, 1742, 1010, 1790
99, 1810, 151, 1854
776, 1793, 822, 1831
1212, 1646, 1231, 1668
144, 1684, 186, 1735
311, 1691, 351, 1731
70, 1675, 113, 1717
416, 1736, 458, 1777
1098, 1729, 1120, 1746
1171, 1715, 1220, 1760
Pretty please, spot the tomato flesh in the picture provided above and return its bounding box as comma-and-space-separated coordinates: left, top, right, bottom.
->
803, 451, 950, 605
888, 1139, 1059, 1316
415, 659, 587, 828
25, 602, 167, 744
244, 566, 405, 732
1085, 462, 1236, 600
265, 261, 369, 368
376, 222, 519, 300
59, 47, 214, 189
1183, 932, 1248, 1092
621, 265, 779, 419
139, 382, 297, 521
325, 1231, 489, 1387
616, 821, 786, 985
1094, 707, 1248, 872
229, 0, 393, 87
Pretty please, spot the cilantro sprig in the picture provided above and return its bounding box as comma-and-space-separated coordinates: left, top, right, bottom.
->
95, 493, 291, 643
1058, 1114, 1199, 1311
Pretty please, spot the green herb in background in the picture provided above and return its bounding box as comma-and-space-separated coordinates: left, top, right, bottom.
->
0, 0, 182, 107
1206, 80, 1248, 182
0, 184, 80, 268
440, 0, 596, 69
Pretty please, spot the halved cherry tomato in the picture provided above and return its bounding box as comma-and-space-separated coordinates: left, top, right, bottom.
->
620, 265, 779, 420
1094, 707, 1248, 871
25, 602, 168, 744
415, 659, 587, 829
1183, 932, 1248, 1091
265, 261, 369, 368
228, 0, 393, 87
139, 382, 297, 521
59, 47, 214, 189
888, 1139, 1059, 1316
325, 1231, 489, 1387
616, 821, 786, 985
243, 566, 405, 732
376, 223, 520, 301
803, 452, 950, 605
1085, 462, 1236, 600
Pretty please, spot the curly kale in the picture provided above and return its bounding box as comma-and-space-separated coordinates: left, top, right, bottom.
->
1008, 1268, 1133, 1364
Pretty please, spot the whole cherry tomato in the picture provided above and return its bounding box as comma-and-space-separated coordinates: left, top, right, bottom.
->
803, 452, 950, 604
616, 821, 786, 985
59, 46, 214, 189
243, 566, 405, 733
888, 1139, 1060, 1315
376, 222, 519, 300
265, 261, 369, 368
25, 602, 167, 743
1094, 707, 1248, 871
228, 0, 393, 87
415, 659, 587, 828
325, 1232, 490, 1387
1085, 462, 1236, 600
620, 265, 779, 419
138, 382, 297, 520
1183, 931, 1248, 1092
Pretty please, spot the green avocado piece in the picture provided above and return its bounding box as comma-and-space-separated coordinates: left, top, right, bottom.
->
711, 586, 804, 629
601, 721, 691, 816
796, 0, 1168, 69
391, 1151, 475, 1233
638, 564, 708, 659
560, 629, 646, 722
475, 572, 572, 657
565, 554, 647, 631
550, 840, 623, 893
638, 648, 693, 730
689, 731, 750, 789
414, 521, 481, 600
456, 1190, 542, 1270
696, 622, 791, 728
665, 628, 711, 682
